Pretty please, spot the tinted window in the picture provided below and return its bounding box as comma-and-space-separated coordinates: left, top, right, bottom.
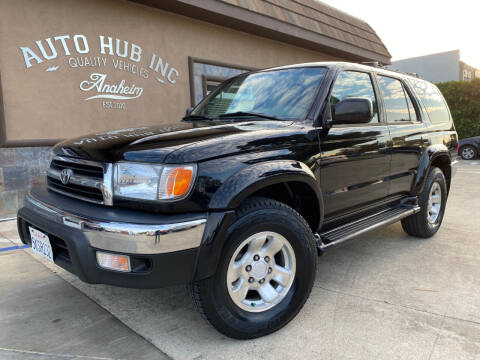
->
193, 67, 327, 120
410, 80, 450, 123
378, 76, 410, 122
330, 71, 378, 123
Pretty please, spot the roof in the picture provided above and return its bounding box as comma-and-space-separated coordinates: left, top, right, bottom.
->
130, 0, 391, 64
264, 61, 423, 82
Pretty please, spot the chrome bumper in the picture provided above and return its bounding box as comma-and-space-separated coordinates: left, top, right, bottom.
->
23, 193, 207, 255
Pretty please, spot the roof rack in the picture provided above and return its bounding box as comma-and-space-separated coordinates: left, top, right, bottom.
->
359, 61, 420, 78
360, 61, 381, 67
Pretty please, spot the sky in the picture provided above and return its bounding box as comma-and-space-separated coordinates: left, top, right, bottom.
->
321, 0, 480, 68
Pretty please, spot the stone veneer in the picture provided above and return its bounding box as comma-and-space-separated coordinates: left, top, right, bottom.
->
0, 147, 51, 219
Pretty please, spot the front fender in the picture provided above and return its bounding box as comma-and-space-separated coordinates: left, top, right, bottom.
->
209, 160, 324, 219
411, 144, 451, 195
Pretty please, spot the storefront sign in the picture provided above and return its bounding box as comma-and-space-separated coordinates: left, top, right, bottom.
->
19, 34, 180, 109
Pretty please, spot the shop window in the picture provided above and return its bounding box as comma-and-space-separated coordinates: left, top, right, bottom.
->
188, 57, 256, 106
202, 75, 227, 97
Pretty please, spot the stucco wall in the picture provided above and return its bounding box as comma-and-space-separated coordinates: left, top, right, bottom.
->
0, 0, 340, 144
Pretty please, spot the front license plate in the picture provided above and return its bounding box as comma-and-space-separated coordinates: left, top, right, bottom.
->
29, 227, 53, 262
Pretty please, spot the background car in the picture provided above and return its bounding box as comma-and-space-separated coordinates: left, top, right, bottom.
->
459, 136, 480, 160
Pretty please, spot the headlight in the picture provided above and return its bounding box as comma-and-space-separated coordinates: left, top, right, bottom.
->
114, 163, 196, 201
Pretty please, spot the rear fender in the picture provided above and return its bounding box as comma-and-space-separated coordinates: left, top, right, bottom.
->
411, 144, 451, 195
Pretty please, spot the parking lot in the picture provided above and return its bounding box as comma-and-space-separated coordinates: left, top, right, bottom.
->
1, 159, 479, 360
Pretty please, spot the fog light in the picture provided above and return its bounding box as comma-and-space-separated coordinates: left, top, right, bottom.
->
96, 251, 131, 272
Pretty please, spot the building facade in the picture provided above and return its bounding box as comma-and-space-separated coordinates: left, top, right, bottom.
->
390, 50, 480, 83
0, 0, 390, 218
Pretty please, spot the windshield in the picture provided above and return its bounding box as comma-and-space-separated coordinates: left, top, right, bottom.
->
191, 67, 327, 121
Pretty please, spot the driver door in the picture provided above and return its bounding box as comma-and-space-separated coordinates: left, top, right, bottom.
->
320, 70, 391, 219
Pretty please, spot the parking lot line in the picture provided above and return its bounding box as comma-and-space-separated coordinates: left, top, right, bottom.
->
0, 245, 29, 252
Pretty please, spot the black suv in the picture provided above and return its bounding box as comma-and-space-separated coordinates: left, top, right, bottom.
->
17, 62, 458, 339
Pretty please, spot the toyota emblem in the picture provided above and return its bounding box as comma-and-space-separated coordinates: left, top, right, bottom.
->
60, 168, 74, 185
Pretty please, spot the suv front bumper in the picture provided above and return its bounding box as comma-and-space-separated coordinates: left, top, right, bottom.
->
17, 185, 208, 288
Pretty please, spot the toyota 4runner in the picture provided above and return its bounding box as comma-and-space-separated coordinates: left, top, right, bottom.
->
17, 62, 458, 339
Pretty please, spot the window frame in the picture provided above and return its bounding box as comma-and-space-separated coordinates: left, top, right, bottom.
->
201, 75, 228, 98
328, 69, 384, 128
375, 74, 423, 125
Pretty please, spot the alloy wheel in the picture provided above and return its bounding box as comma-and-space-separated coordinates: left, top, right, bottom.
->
427, 181, 442, 224
226, 231, 296, 312
462, 147, 475, 160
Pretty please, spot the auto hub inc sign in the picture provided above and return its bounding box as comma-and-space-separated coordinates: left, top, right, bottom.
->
19, 34, 180, 110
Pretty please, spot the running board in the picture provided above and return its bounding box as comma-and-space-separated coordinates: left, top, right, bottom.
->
317, 205, 420, 251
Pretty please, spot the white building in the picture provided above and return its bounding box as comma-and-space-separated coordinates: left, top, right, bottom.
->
390, 50, 480, 83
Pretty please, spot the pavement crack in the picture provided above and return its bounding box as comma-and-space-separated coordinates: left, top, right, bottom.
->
427, 315, 446, 360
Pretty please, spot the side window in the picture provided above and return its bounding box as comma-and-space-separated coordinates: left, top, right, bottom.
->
330, 71, 379, 123
410, 80, 450, 123
378, 76, 412, 123
405, 90, 418, 122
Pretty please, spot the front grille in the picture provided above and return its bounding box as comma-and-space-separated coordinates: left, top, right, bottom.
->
51, 159, 103, 179
46, 156, 110, 205
47, 177, 104, 202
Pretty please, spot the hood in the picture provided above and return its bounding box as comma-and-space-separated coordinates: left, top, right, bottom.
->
54, 120, 304, 163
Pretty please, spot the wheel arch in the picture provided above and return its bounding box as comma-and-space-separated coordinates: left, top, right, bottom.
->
195, 161, 323, 282
412, 144, 453, 195
208, 160, 324, 233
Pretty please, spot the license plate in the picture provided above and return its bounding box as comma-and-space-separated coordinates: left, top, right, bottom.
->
29, 227, 53, 262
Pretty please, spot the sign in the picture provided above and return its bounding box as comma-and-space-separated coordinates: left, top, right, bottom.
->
19, 34, 180, 110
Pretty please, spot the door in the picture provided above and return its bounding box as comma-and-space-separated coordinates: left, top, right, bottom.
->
320, 70, 391, 218
376, 75, 427, 196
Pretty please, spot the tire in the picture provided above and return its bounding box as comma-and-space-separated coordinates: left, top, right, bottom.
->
460, 145, 477, 160
401, 167, 448, 238
189, 197, 317, 339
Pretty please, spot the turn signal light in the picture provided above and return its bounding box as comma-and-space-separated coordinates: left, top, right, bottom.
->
96, 251, 131, 272
158, 165, 196, 200
166, 167, 193, 196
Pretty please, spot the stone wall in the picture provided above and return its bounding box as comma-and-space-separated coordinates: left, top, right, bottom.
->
0, 147, 51, 219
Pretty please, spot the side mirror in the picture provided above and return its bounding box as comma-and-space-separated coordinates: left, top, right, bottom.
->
185, 107, 193, 116
332, 98, 373, 124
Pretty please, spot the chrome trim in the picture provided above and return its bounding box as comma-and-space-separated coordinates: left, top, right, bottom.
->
23, 193, 207, 254
48, 156, 113, 206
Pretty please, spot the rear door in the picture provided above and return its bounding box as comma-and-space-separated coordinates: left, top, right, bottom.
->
320, 70, 391, 218
376, 75, 427, 196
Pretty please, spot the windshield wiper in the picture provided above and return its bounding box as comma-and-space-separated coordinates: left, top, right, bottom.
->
218, 111, 282, 121
182, 114, 213, 121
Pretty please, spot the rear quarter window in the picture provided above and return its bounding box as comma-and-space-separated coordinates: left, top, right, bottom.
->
409, 79, 451, 123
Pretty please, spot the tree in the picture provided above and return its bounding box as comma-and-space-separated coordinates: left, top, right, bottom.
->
436, 79, 480, 139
